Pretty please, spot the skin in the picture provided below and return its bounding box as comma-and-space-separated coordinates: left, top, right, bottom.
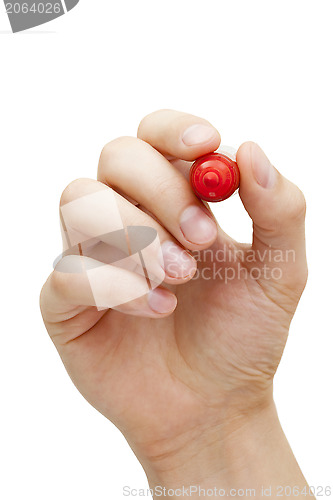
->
40, 110, 311, 499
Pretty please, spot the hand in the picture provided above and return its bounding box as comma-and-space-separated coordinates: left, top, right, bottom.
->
40, 110, 309, 495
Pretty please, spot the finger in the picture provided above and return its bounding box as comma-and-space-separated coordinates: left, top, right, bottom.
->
60, 178, 197, 283
137, 109, 221, 161
98, 137, 218, 250
236, 142, 307, 291
41, 256, 177, 326
168, 158, 193, 181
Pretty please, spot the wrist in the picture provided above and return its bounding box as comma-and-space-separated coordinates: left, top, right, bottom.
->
143, 400, 278, 489
140, 400, 309, 499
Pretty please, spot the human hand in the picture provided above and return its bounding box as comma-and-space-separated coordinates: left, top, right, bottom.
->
40, 110, 308, 495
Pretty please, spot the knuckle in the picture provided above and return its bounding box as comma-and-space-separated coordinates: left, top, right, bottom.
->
301, 265, 309, 289
288, 186, 307, 221
99, 136, 136, 164
138, 109, 169, 133
98, 137, 140, 180
60, 178, 92, 207
49, 270, 70, 299
284, 262, 308, 302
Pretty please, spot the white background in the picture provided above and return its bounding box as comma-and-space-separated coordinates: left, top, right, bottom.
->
0, 1, 332, 498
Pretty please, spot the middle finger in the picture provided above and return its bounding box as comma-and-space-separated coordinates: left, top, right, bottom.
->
97, 136, 217, 250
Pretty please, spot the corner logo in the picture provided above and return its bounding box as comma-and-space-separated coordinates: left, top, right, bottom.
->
4, 0, 79, 33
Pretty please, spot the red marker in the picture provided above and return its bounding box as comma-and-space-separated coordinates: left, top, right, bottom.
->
190, 152, 240, 202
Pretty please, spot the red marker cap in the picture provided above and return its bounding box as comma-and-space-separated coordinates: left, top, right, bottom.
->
190, 152, 240, 202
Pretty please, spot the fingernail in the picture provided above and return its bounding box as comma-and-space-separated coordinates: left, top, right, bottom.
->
161, 241, 197, 279
148, 288, 177, 314
182, 124, 217, 146
252, 144, 277, 189
180, 206, 217, 245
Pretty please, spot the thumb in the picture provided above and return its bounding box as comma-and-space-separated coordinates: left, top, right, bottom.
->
236, 141, 308, 295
